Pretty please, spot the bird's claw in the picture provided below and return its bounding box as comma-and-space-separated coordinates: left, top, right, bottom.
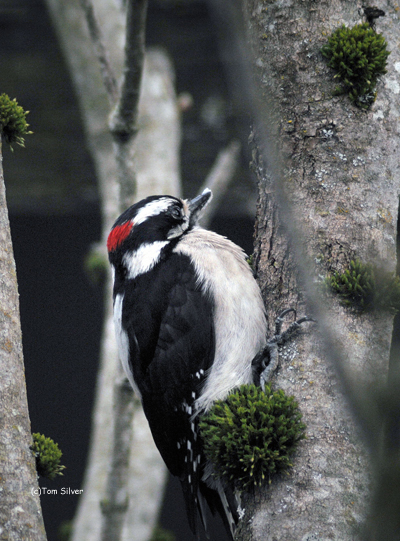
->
252, 309, 315, 390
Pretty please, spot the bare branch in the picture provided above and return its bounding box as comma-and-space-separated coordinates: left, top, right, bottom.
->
109, 0, 149, 143
99, 0, 149, 531
44, 1, 177, 537
99, 368, 135, 541
199, 140, 241, 228
79, 0, 118, 103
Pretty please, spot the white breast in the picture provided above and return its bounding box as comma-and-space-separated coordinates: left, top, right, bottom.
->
174, 229, 267, 412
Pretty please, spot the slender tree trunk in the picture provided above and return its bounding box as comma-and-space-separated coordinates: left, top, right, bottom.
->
232, 1, 400, 539
0, 140, 47, 540
45, 2, 181, 538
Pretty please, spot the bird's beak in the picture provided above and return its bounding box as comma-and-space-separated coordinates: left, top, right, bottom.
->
188, 189, 212, 226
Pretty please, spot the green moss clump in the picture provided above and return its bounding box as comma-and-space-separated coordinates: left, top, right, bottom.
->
246, 254, 254, 269
326, 258, 375, 310
0, 94, 32, 148
31, 433, 66, 480
199, 384, 306, 491
326, 259, 400, 312
321, 23, 390, 108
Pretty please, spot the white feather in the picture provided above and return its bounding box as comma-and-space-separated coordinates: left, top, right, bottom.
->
133, 198, 175, 225
174, 229, 267, 412
123, 241, 168, 279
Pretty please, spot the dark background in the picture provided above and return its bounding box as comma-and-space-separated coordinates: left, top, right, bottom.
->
1, 1, 256, 539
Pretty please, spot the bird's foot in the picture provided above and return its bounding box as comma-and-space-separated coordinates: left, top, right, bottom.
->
251, 308, 315, 390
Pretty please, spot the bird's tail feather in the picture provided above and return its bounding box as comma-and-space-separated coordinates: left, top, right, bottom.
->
181, 467, 239, 539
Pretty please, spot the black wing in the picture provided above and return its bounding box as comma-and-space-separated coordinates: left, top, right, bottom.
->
121, 252, 215, 470
121, 251, 238, 538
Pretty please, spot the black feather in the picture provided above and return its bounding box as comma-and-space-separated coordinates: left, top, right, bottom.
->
120, 252, 235, 536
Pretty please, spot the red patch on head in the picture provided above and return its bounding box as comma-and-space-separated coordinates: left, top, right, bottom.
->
107, 221, 134, 252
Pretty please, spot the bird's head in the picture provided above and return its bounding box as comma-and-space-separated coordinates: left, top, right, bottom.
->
107, 189, 212, 263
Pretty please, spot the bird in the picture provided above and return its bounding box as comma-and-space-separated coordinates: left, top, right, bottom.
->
107, 188, 268, 539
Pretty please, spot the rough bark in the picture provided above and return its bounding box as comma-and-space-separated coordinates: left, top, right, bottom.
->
235, 1, 400, 539
0, 140, 47, 540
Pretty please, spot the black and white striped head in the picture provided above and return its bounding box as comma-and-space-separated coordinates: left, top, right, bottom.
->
107, 189, 212, 263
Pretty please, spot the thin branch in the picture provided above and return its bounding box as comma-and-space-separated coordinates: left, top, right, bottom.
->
199, 140, 241, 228
109, 0, 149, 142
99, 1, 148, 536
98, 1, 151, 537
79, 0, 119, 103
99, 368, 135, 541
79, 1, 149, 538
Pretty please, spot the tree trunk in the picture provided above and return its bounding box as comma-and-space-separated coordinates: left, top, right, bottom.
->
0, 140, 47, 540
236, 1, 400, 539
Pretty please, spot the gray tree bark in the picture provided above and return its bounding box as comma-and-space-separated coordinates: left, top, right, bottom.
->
0, 140, 47, 540
234, 1, 400, 539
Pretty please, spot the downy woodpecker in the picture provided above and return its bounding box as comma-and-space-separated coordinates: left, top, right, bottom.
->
107, 189, 268, 539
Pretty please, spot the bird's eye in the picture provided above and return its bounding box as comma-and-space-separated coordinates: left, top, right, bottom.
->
171, 207, 182, 219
